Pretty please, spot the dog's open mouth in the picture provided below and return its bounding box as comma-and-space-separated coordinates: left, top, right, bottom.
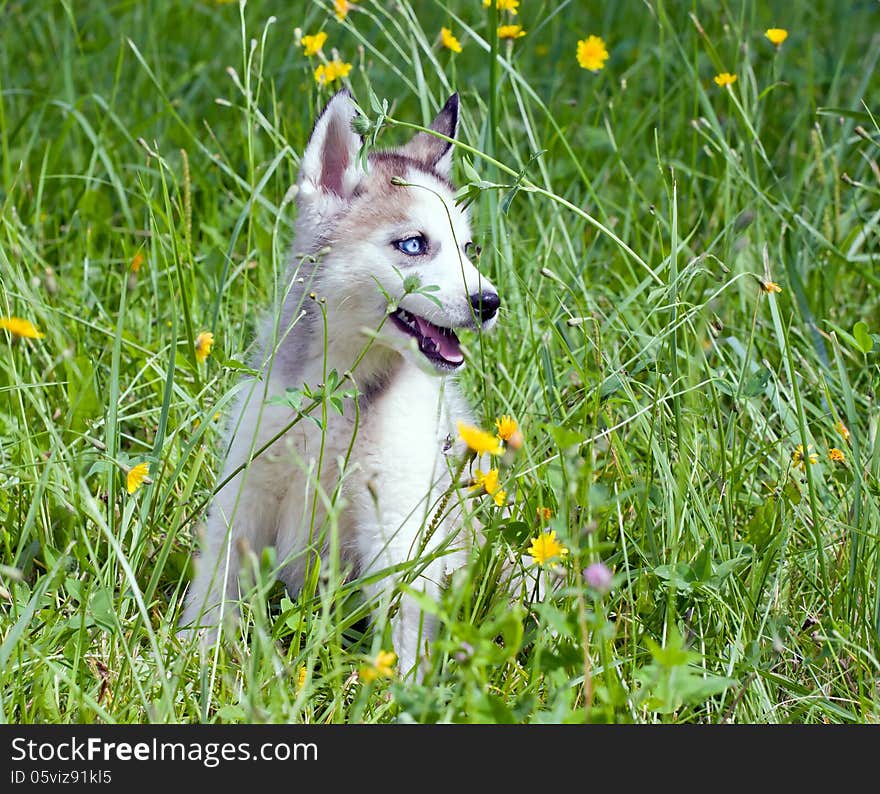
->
390, 308, 464, 370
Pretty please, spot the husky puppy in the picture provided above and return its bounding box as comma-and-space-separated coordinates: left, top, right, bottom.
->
181, 90, 500, 674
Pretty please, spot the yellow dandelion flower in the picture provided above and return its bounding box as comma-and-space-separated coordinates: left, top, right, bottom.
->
527, 530, 569, 567
458, 421, 503, 456
495, 415, 518, 440
194, 331, 214, 363
0, 316, 45, 340
714, 72, 738, 87
765, 28, 788, 46
301, 31, 327, 56
470, 468, 506, 506
440, 27, 462, 53
126, 462, 150, 495
576, 35, 609, 72
836, 420, 851, 443
483, 0, 519, 13
497, 25, 526, 40
470, 468, 499, 494
130, 251, 145, 273
762, 280, 782, 294
314, 59, 352, 85
828, 447, 845, 463
359, 649, 396, 683
791, 444, 818, 471
537, 506, 552, 521
333, 0, 350, 21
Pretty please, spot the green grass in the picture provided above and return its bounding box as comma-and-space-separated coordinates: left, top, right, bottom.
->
1, 0, 879, 723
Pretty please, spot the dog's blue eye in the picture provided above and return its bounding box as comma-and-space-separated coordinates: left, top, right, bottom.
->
396, 236, 427, 256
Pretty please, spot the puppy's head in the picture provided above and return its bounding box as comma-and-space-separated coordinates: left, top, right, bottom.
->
295, 90, 499, 374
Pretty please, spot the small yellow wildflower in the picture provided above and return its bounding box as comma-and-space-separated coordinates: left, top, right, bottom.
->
301, 31, 327, 56
828, 448, 845, 463
762, 280, 782, 294
537, 506, 553, 521
471, 467, 499, 494
836, 420, 851, 443
765, 28, 788, 46
470, 468, 506, 506
296, 665, 307, 688
792, 444, 818, 471
495, 415, 518, 440
527, 530, 569, 568
440, 27, 462, 53
130, 251, 145, 273
714, 72, 738, 87
483, 0, 519, 14
497, 25, 526, 39
359, 650, 396, 683
194, 331, 215, 363
333, 0, 350, 21
0, 316, 45, 340
458, 421, 503, 456
126, 462, 150, 495
495, 414, 523, 450
576, 35, 609, 72
314, 59, 352, 85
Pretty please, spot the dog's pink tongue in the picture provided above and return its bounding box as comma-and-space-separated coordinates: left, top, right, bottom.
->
415, 316, 464, 363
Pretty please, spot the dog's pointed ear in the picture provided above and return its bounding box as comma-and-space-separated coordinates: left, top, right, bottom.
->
399, 93, 459, 178
299, 89, 364, 199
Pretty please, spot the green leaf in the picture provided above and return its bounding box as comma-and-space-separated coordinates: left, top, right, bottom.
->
853, 321, 873, 353
741, 366, 771, 398
653, 562, 695, 593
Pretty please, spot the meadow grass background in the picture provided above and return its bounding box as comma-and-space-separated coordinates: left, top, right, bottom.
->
1, 0, 879, 723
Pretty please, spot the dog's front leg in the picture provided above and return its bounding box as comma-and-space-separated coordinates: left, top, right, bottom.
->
356, 518, 456, 678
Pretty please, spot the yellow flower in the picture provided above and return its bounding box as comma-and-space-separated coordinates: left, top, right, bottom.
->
126, 462, 150, 495
194, 331, 214, 363
483, 0, 519, 14
314, 59, 352, 85
359, 649, 396, 683
762, 280, 782, 294
498, 25, 526, 39
714, 72, 738, 87
765, 28, 788, 46
537, 506, 552, 521
333, 0, 350, 21
527, 530, 569, 567
440, 27, 462, 53
495, 415, 518, 440
836, 420, 851, 443
296, 665, 307, 688
130, 251, 145, 273
0, 316, 45, 340
470, 468, 506, 506
791, 444, 818, 471
496, 414, 523, 450
471, 467, 499, 493
301, 31, 327, 56
828, 447, 845, 463
458, 421, 503, 456
576, 35, 609, 72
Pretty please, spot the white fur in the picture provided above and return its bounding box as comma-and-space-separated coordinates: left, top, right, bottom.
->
181, 91, 495, 675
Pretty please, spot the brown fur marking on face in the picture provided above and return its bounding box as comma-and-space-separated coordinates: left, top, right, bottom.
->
368, 151, 456, 192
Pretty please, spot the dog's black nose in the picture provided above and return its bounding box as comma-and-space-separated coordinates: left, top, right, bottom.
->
469, 291, 500, 323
